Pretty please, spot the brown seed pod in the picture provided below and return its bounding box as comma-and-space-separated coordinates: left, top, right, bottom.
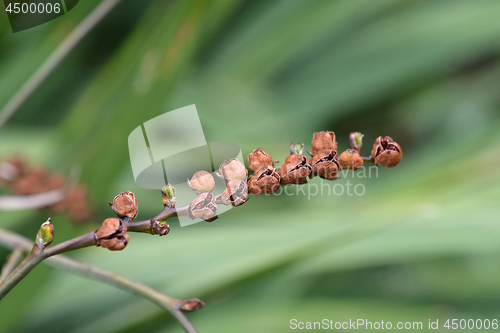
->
218, 158, 248, 181
311, 131, 337, 155
370, 136, 403, 167
187, 171, 215, 194
219, 179, 248, 207
248, 148, 274, 173
96, 218, 130, 251
109, 191, 138, 220
309, 149, 340, 180
188, 192, 218, 222
338, 149, 364, 171
278, 154, 312, 185
248, 166, 281, 195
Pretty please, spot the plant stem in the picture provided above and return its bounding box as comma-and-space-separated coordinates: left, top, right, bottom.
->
0, 230, 97, 299
0, 0, 124, 129
0, 228, 201, 333
0, 247, 24, 281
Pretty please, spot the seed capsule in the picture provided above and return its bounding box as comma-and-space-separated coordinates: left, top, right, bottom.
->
187, 171, 215, 194
188, 192, 218, 222
219, 179, 248, 206
247, 166, 281, 195
109, 191, 138, 220
96, 218, 130, 251
338, 149, 364, 171
309, 149, 340, 180
278, 154, 312, 185
370, 136, 403, 167
218, 158, 248, 181
248, 148, 274, 173
311, 131, 337, 155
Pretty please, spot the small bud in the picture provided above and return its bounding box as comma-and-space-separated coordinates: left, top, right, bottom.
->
338, 149, 364, 171
309, 149, 340, 180
219, 179, 248, 206
370, 136, 403, 167
188, 192, 218, 222
248, 166, 281, 195
180, 298, 205, 312
96, 218, 129, 251
311, 131, 337, 155
290, 142, 304, 155
109, 191, 138, 220
152, 220, 170, 236
278, 154, 312, 185
187, 171, 215, 194
36, 219, 54, 248
161, 184, 176, 208
349, 132, 364, 152
218, 158, 248, 181
248, 148, 274, 173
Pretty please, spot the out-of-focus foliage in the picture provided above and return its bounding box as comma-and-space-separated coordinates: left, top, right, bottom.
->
1, 0, 500, 332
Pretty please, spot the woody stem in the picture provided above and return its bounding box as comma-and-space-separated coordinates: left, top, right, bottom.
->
0, 228, 201, 333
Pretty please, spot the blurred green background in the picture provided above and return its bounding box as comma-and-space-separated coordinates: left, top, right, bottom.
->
1, 0, 500, 332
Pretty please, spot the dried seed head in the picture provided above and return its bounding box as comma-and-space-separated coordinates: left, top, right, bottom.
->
188, 192, 218, 222
161, 184, 176, 208
311, 131, 337, 155
278, 154, 312, 185
338, 149, 364, 171
219, 159, 248, 181
349, 132, 364, 152
187, 171, 215, 194
248, 148, 274, 173
109, 191, 138, 220
96, 218, 129, 251
309, 149, 340, 180
371, 136, 403, 167
219, 179, 248, 206
247, 166, 281, 195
